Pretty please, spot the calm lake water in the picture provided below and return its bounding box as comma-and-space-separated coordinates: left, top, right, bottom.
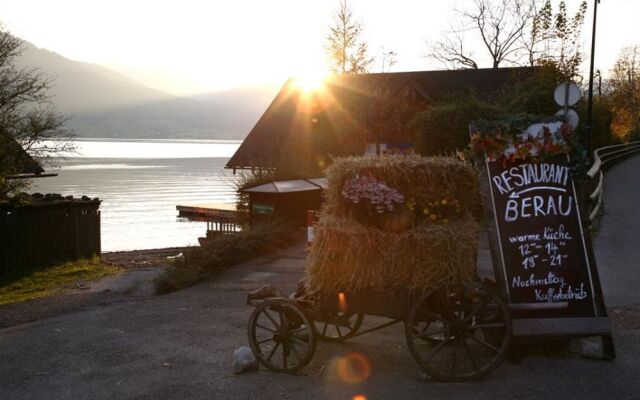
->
31, 139, 241, 252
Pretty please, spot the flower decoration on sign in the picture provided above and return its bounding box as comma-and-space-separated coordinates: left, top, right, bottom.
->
470, 116, 573, 166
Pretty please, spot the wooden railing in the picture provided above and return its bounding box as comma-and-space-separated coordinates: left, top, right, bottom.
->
584, 141, 640, 222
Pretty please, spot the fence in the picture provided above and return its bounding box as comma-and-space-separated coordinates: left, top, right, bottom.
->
0, 198, 101, 276
582, 141, 640, 222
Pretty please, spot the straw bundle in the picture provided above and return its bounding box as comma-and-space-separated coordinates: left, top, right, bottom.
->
322, 153, 480, 218
306, 153, 480, 294
306, 215, 479, 294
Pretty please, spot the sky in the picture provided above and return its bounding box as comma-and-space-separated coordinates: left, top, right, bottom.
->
0, 0, 638, 96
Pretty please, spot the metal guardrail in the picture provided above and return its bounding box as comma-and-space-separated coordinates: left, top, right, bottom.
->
586, 141, 640, 222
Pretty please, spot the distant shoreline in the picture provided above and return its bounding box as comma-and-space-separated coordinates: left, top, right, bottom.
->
68, 137, 243, 144
102, 247, 191, 269
40, 138, 241, 159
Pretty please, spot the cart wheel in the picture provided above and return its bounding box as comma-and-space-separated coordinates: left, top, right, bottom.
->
405, 282, 511, 382
411, 324, 446, 345
248, 298, 317, 374
315, 312, 364, 342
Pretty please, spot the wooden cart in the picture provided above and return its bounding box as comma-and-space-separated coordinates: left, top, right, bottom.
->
246, 279, 512, 382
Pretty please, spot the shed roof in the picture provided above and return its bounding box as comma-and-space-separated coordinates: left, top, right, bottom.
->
226, 67, 538, 172
242, 178, 328, 194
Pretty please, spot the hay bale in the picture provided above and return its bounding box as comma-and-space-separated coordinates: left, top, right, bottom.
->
305, 154, 480, 294
306, 215, 479, 294
323, 153, 480, 218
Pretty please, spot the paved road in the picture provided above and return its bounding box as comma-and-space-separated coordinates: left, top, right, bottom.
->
1, 156, 640, 400
593, 154, 640, 307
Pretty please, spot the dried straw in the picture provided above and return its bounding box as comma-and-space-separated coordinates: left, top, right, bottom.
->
322, 153, 480, 218
306, 215, 479, 294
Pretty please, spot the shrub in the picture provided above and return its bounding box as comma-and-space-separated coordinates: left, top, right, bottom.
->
576, 97, 619, 149
497, 65, 562, 116
627, 127, 640, 142
234, 170, 277, 226
499, 65, 620, 150
411, 65, 620, 155
155, 221, 297, 294
411, 92, 500, 156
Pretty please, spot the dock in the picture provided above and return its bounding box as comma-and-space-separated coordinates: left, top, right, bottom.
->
176, 203, 245, 235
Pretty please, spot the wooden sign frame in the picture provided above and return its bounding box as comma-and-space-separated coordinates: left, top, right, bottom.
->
470, 122, 615, 359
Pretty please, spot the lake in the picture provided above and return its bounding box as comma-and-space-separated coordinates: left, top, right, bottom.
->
30, 139, 241, 252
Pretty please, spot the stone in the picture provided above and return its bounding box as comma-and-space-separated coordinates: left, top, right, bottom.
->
246, 284, 284, 304
232, 346, 258, 374
579, 338, 604, 359
165, 253, 183, 260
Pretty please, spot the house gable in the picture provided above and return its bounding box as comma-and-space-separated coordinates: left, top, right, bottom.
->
226, 67, 539, 173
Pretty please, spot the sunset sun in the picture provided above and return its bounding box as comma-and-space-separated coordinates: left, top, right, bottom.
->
292, 69, 330, 92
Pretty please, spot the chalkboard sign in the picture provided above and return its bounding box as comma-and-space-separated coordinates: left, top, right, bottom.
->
472, 120, 614, 351
484, 154, 598, 319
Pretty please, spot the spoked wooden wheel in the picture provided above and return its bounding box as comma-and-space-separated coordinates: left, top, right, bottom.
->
248, 298, 316, 374
405, 282, 511, 382
314, 312, 364, 342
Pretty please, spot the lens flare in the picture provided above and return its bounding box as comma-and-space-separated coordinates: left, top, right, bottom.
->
292, 71, 329, 93
353, 395, 367, 400
337, 352, 371, 384
338, 292, 348, 312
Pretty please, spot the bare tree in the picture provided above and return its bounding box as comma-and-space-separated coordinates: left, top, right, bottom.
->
427, 0, 587, 77
468, 0, 535, 68
429, 23, 479, 69
428, 0, 535, 69
0, 27, 73, 198
325, 0, 374, 74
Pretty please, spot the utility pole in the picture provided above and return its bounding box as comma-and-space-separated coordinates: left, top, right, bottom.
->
586, 0, 600, 154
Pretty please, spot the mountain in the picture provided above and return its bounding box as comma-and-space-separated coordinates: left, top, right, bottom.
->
16, 40, 277, 140
17, 41, 173, 113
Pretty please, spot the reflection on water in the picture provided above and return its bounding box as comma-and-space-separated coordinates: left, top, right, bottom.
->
62, 164, 167, 170
31, 139, 241, 251
56, 138, 241, 159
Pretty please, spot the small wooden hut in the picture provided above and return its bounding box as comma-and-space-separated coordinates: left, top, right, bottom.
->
242, 178, 327, 227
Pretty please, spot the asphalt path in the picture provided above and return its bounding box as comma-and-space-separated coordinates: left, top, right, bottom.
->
1, 156, 640, 400
593, 154, 640, 307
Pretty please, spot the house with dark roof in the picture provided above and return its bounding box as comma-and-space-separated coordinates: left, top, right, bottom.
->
226, 67, 537, 175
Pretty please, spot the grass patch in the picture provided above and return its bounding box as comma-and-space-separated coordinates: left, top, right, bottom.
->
0, 257, 122, 306
155, 221, 296, 294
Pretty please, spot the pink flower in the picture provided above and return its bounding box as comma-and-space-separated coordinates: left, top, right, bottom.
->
342, 175, 405, 213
